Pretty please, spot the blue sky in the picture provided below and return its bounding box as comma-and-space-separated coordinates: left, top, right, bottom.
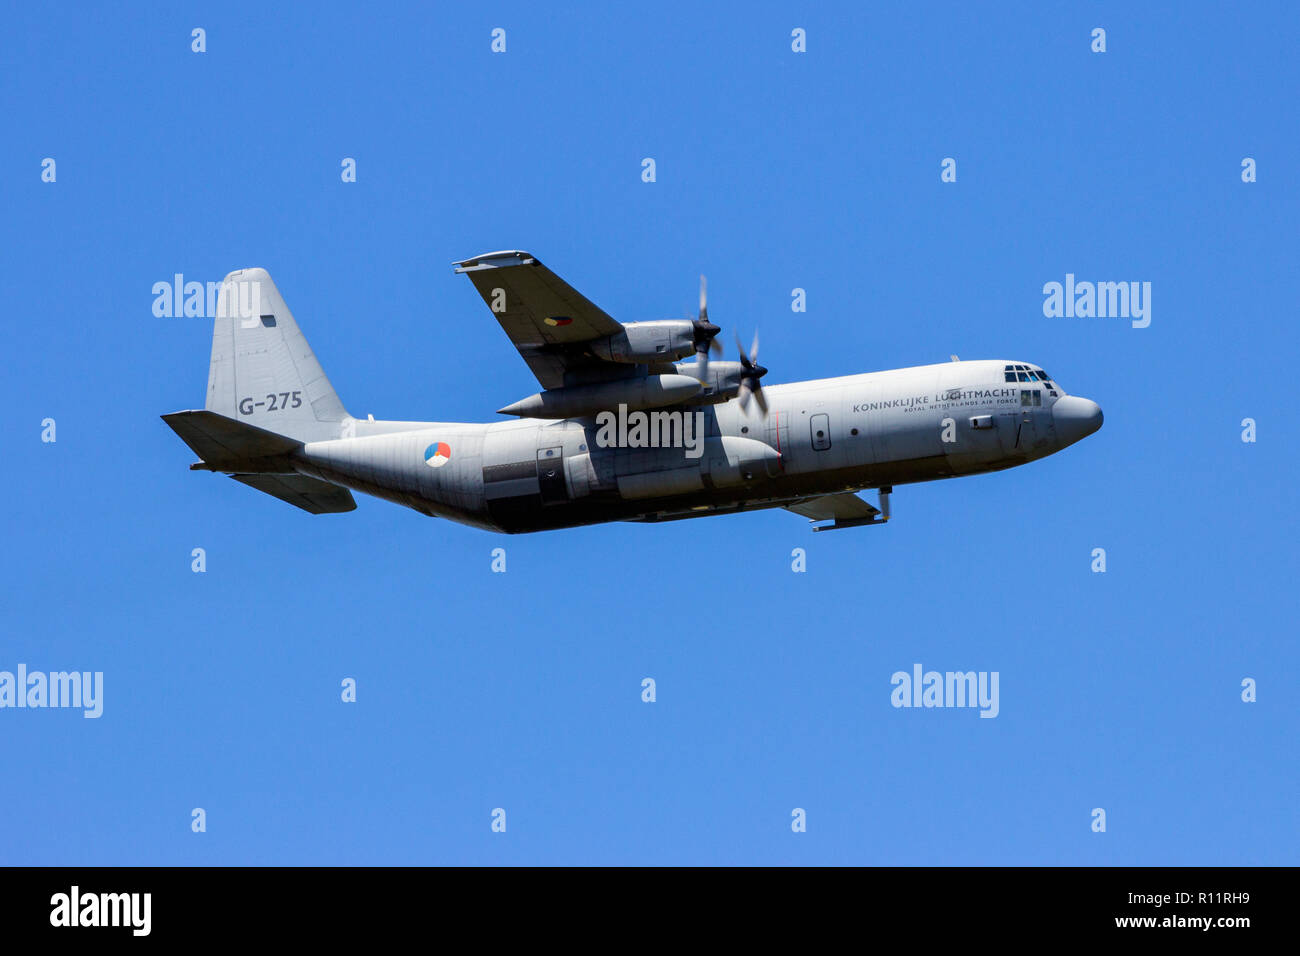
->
2, 1, 1296, 865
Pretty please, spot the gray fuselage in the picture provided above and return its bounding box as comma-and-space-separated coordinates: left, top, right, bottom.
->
287, 359, 1102, 533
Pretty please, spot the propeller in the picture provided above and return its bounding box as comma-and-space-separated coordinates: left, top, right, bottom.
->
691, 275, 722, 378
735, 331, 769, 415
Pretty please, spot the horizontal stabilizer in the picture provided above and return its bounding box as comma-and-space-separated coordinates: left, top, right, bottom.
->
161, 409, 301, 472
230, 474, 356, 514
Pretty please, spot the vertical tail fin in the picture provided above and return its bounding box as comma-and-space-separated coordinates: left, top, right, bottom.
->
206, 268, 349, 442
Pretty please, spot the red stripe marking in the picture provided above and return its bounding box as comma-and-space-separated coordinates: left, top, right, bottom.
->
775, 411, 783, 470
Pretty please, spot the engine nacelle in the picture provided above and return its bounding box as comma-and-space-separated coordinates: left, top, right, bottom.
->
670, 359, 746, 405
591, 320, 696, 364
612, 436, 781, 499
699, 435, 782, 486
499, 373, 703, 419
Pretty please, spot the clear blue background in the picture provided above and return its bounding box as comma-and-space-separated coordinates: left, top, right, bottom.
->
2, 1, 1295, 865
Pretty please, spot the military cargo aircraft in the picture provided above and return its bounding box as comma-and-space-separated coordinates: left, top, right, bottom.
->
162, 251, 1102, 532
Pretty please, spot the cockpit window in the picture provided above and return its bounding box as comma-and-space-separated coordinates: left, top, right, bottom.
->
1006, 364, 1056, 385
1004, 364, 1059, 386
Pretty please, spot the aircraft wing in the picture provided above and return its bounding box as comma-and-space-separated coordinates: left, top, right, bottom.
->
785, 493, 881, 523
454, 250, 631, 389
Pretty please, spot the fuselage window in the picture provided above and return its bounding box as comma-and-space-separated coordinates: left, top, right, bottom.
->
1020, 390, 1042, 407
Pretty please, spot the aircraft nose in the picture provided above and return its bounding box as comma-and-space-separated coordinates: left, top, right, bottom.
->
1053, 395, 1103, 448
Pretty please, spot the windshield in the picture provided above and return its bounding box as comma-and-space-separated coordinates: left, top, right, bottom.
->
1004, 365, 1060, 391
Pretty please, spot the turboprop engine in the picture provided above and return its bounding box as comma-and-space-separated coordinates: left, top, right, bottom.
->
498, 373, 703, 419
589, 320, 697, 364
